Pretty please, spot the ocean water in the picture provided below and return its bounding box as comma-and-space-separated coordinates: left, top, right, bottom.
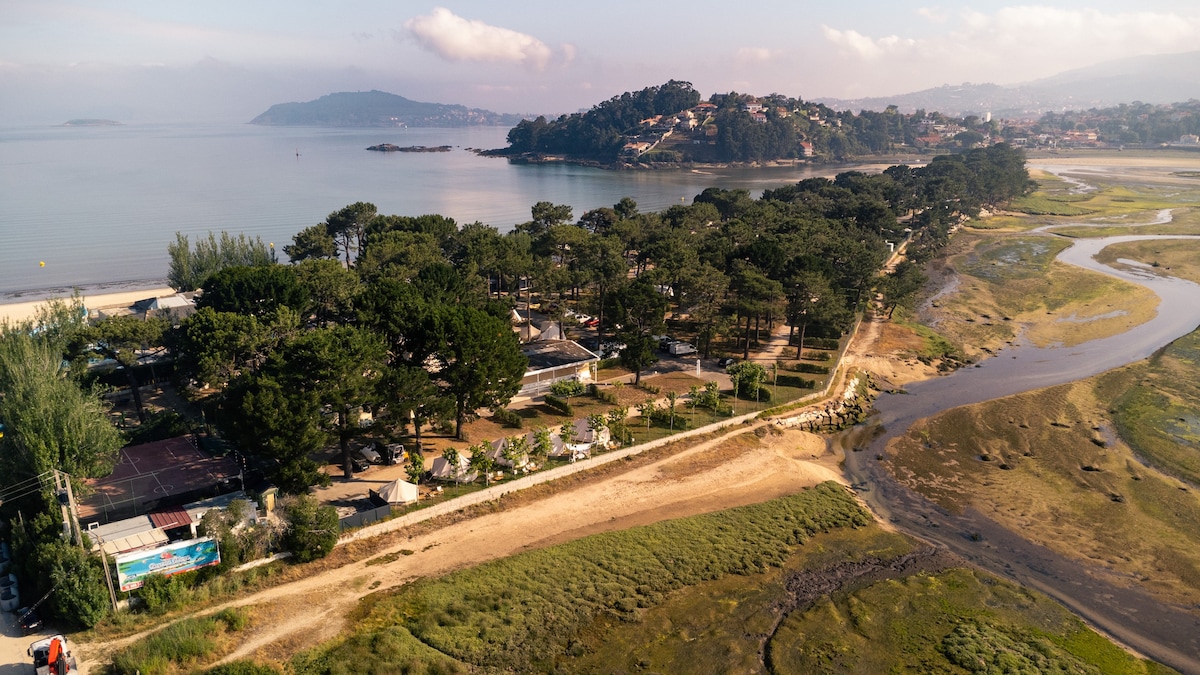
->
0, 123, 846, 298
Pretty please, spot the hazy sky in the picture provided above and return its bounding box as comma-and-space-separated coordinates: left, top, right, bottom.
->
4, 1, 1200, 124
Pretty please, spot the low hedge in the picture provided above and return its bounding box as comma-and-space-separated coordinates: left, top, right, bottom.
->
543, 393, 573, 416
784, 362, 830, 375
776, 374, 816, 389
491, 408, 523, 429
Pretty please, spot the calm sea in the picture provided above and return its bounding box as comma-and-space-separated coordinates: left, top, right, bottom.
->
0, 123, 856, 298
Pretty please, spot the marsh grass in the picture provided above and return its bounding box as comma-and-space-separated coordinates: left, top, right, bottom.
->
106, 608, 252, 675
1107, 329, 1200, 486
567, 527, 915, 674
292, 484, 870, 673
769, 567, 1171, 675
1094, 238, 1200, 284
926, 232, 1158, 355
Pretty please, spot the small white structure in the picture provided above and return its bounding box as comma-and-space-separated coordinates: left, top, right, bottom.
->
565, 418, 610, 460
430, 454, 478, 484
376, 478, 419, 505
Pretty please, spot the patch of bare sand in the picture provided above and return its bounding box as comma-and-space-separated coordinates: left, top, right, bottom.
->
842, 315, 938, 388
76, 426, 843, 672
0, 287, 176, 324
1029, 152, 1200, 169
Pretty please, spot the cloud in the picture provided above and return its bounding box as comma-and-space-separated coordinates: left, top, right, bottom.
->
821, 27, 916, 60
402, 7, 572, 70
822, 5, 1200, 85
916, 7, 950, 24
735, 47, 778, 64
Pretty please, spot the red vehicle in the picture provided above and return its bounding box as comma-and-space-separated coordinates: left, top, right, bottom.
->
29, 635, 77, 675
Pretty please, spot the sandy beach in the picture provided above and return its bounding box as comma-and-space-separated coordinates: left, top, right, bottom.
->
0, 285, 177, 325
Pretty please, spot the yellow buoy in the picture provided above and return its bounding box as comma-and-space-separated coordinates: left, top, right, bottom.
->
39, 261, 45, 267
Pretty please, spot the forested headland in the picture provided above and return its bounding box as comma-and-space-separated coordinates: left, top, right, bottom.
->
492, 80, 1007, 166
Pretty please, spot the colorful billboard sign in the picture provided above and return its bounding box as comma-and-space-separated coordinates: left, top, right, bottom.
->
115, 537, 220, 591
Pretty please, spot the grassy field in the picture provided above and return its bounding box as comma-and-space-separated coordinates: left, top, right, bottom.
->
286, 494, 1168, 674
105, 608, 252, 675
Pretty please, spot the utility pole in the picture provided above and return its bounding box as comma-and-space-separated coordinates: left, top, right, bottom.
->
52, 470, 83, 548
54, 470, 120, 612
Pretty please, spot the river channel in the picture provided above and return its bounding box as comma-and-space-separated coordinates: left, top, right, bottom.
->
841, 214, 1200, 672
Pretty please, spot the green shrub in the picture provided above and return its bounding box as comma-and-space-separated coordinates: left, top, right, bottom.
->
29, 540, 112, 629
639, 383, 661, 395
126, 410, 194, 445
490, 407, 523, 429
784, 362, 830, 375
595, 388, 619, 405
776, 375, 815, 389
550, 379, 586, 398
543, 393, 573, 416
281, 495, 339, 563
139, 573, 186, 614
203, 662, 281, 675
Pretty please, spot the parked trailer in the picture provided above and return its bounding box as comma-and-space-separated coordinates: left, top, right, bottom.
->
668, 342, 697, 356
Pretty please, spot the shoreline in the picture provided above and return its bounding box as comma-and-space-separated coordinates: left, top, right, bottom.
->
0, 279, 176, 325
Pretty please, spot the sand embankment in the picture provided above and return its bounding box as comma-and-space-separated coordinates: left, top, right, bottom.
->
0, 286, 176, 325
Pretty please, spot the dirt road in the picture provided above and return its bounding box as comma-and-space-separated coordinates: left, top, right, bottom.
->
69, 421, 842, 671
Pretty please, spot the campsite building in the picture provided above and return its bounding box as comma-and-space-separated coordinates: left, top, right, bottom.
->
519, 340, 600, 396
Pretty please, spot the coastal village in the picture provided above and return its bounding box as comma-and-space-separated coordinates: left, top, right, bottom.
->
616, 95, 1200, 162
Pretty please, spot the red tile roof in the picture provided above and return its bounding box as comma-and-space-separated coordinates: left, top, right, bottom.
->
148, 507, 191, 530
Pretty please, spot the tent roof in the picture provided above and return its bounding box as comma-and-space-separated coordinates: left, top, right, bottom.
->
378, 478, 418, 504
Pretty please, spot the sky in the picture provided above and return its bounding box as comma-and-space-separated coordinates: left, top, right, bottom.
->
3, 1, 1200, 124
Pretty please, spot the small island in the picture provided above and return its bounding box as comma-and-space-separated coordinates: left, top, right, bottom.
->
366, 144, 452, 153
61, 119, 122, 127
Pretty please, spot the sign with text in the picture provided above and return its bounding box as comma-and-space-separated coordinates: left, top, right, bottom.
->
115, 537, 220, 591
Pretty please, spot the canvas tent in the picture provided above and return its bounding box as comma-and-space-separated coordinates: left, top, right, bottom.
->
430, 454, 478, 484
375, 478, 418, 505
487, 437, 531, 470
567, 417, 610, 456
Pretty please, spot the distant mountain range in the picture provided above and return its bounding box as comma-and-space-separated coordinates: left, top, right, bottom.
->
817, 51, 1200, 118
249, 90, 527, 127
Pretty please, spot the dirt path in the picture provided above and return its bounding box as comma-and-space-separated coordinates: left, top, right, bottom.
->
73, 423, 842, 670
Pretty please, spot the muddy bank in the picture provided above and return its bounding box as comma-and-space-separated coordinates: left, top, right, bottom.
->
842, 431, 1200, 673
841, 230, 1200, 673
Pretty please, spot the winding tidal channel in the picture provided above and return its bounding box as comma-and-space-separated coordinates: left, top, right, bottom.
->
841, 213, 1200, 672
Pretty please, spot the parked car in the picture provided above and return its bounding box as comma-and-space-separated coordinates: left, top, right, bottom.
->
17, 607, 42, 635
584, 317, 600, 327
717, 357, 737, 368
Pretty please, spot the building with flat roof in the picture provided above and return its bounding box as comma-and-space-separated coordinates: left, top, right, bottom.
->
519, 340, 599, 396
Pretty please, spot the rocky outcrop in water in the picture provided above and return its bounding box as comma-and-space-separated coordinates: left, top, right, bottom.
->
366, 144, 452, 153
